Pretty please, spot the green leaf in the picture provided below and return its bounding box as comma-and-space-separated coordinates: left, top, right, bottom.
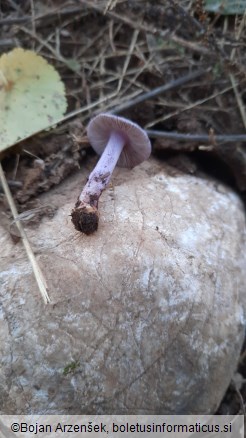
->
204, 0, 246, 14
0, 48, 67, 153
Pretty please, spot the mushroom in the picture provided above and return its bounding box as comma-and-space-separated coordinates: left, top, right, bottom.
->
71, 113, 151, 234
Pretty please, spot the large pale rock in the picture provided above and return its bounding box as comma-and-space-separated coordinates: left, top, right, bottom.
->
0, 158, 245, 414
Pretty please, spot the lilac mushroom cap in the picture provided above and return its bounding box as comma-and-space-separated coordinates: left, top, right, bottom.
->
87, 113, 151, 168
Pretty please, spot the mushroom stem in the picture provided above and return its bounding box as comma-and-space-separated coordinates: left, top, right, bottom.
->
79, 131, 125, 207
71, 131, 125, 234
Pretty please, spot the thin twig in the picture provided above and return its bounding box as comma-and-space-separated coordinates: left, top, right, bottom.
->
30, 0, 36, 40
168, 0, 204, 33
0, 5, 86, 25
108, 69, 209, 114
0, 38, 17, 47
104, 0, 119, 14
0, 163, 50, 304
19, 26, 80, 74
80, 71, 211, 119
229, 73, 246, 130
229, 11, 246, 130
117, 29, 139, 93
145, 82, 240, 128
81, 0, 212, 55
0, 180, 22, 190
147, 130, 246, 144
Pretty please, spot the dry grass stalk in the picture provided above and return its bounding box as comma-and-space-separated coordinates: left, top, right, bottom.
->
0, 163, 50, 304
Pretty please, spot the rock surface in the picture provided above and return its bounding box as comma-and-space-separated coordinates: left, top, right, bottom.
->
0, 158, 245, 414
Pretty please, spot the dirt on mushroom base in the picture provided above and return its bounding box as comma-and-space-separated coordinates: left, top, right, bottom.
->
71, 202, 99, 234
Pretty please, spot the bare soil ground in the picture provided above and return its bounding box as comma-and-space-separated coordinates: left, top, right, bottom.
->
0, 0, 246, 415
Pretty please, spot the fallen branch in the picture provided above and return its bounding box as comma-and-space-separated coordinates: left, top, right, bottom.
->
147, 130, 246, 144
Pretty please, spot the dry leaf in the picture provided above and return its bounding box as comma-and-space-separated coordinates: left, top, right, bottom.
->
0, 48, 67, 153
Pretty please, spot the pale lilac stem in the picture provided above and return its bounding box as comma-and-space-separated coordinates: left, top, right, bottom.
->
79, 131, 125, 206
